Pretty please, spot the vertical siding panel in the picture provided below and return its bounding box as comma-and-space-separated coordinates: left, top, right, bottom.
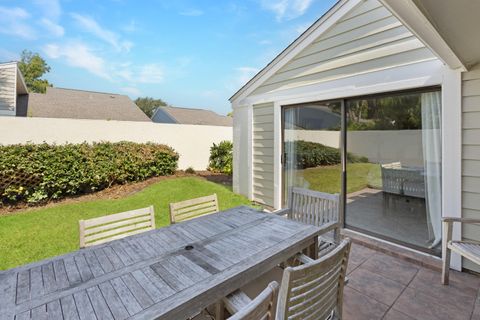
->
0, 64, 16, 113
252, 102, 275, 206
462, 65, 480, 272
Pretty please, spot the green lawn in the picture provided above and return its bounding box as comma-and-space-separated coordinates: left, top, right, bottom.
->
302, 163, 381, 194
0, 177, 252, 270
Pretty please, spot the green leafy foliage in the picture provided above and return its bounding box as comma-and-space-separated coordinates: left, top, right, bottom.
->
134, 97, 169, 117
18, 50, 52, 93
0, 142, 178, 204
209, 141, 233, 175
185, 167, 196, 174
286, 140, 368, 169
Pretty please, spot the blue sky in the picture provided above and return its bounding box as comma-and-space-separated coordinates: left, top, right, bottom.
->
0, 0, 337, 114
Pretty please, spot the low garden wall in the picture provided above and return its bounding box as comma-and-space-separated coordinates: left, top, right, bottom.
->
0, 117, 232, 170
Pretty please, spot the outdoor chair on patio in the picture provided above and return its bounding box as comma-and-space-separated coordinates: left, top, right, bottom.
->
442, 217, 480, 284
79, 206, 155, 248
220, 239, 351, 320
276, 187, 341, 255
169, 193, 219, 224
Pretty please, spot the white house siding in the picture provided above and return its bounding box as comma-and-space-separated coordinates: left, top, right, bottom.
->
462, 65, 480, 272
252, 103, 275, 206
0, 64, 16, 114
251, 0, 436, 96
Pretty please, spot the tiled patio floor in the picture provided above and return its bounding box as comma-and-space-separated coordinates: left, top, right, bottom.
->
239, 242, 480, 320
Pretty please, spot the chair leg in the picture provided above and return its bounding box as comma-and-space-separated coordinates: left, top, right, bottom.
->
442, 246, 451, 285
216, 300, 225, 320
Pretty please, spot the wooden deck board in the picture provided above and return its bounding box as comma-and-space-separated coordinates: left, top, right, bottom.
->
0, 206, 321, 320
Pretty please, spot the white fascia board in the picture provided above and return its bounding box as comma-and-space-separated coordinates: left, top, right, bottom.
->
230, 0, 362, 104
379, 0, 466, 71
242, 59, 444, 106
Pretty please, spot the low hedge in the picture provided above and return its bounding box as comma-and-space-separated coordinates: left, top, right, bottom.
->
0, 142, 179, 204
285, 140, 368, 169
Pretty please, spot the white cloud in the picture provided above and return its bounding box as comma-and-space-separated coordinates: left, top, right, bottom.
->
40, 18, 64, 37
0, 7, 36, 39
122, 20, 138, 33
179, 9, 204, 16
43, 42, 111, 79
261, 0, 313, 21
71, 13, 133, 52
226, 66, 260, 92
33, 0, 61, 19
138, 64, 164, 83
121, 87, 141, 97
0, 48, 19, 62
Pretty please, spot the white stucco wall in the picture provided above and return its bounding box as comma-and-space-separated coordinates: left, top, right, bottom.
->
0, 117, 232, 170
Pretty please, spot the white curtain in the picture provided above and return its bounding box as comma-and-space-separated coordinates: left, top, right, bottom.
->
421, 92, 442, 248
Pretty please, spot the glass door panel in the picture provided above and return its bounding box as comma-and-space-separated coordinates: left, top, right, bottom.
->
345, 90, 442, 255
283, 101, 342, 206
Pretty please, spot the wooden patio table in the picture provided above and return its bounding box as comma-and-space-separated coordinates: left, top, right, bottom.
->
0, 206, 322, 320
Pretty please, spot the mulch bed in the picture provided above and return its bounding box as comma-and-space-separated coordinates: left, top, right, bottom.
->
0, 171, 232, 216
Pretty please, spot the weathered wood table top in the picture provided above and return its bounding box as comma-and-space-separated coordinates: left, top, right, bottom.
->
0, 206, 322, 320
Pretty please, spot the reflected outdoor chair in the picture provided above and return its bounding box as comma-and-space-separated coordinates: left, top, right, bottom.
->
276, 187, 341, 255
79, 206, 155, 248
169, 193, 219, 224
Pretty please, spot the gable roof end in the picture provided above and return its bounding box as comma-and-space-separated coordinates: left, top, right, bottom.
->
229, 0, 361, 104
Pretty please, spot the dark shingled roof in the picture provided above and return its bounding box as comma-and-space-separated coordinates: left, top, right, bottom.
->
20, 87, 151, 122
152, 106, 232, 126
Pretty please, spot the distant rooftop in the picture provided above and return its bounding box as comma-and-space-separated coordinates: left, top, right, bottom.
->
152, 106, 232, 126
19, 87, 151, 122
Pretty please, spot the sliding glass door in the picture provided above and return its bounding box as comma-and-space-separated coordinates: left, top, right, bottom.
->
282, 88, 442, 255
283, 101, 342, 205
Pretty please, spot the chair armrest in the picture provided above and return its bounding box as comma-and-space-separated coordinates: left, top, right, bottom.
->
273, 208, 291, 217
223, 290, 252, 315
442, 217, 480, 224
295, 253, 315, 264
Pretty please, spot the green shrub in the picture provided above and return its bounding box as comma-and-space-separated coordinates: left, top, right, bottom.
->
208, 141, 233, 175
285, 140, 368, 169
185, 167, 196, 174
0, 142, 178, 204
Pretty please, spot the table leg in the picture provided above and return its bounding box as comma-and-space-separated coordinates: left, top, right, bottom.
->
308, 236, 319, 260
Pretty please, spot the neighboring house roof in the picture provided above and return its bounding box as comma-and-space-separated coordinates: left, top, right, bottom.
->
151, 106, 232, 126
19, 87, 151, 122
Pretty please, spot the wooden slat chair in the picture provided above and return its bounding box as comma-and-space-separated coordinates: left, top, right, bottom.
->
276, 187, 341, 255
79, 206, 155, 248
442, 217, 480, 284
277, 239, 351, 320
169, 194, 219, 224
218, 281, 279, 320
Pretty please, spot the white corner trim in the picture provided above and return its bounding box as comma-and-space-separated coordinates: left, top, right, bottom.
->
230, 0, 361, 103
273, 102, 282, 209
247, 105, 254, 200
379, 0, 466, 71
442, 67, 462, 271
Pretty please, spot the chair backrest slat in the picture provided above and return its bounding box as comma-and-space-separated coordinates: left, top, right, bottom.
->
288, 187, 340, 229
276, 239, 351, 320
169, 193, 219, 224
79, 206, 155, 248
228, 282, 278, 320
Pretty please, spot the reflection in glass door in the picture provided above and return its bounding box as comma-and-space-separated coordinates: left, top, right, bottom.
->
345, 90, 442, 255
282, 88, 442, 255
282, 101, 342, 206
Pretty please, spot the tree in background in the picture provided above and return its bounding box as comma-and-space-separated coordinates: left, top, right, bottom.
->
134, 97, 169, 118
18, 50, 52, 93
